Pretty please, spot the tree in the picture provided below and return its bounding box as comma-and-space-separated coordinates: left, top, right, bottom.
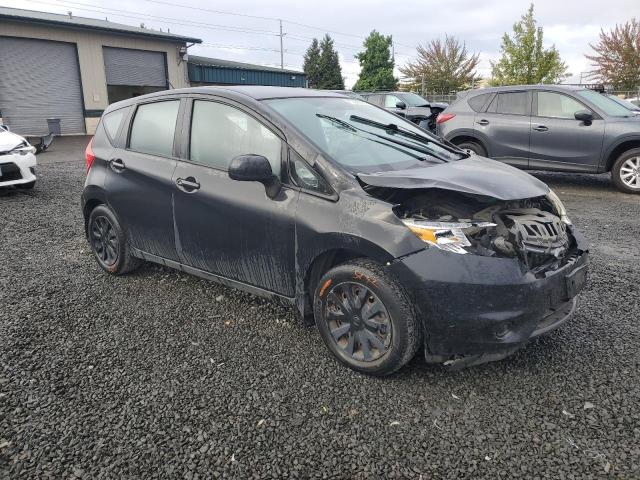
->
303, 38, 321, 88
491, 4, 569, 85
317, 35, 344, 89
303, 35, 344, 89
400, 35, 480, 94
353, 30, 397, 91
586, 19, 640, 90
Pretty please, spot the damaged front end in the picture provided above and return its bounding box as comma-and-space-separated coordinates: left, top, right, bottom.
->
358, 171, 588, 369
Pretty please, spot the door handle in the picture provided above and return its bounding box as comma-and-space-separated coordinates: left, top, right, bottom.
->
477, 119, 489, 126
533, 125, 549, 132
110, 158, 126, 172
176, 176, 200, 192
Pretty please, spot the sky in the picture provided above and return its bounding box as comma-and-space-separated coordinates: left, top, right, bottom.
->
3, 0, 638, 88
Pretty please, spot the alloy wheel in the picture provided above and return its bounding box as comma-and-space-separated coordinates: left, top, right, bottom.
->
620, 156, 640, 189
325, 282, 392, 362
90, 215, 119, 266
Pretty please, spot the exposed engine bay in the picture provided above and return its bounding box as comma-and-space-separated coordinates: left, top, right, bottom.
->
367, 187, 576, 275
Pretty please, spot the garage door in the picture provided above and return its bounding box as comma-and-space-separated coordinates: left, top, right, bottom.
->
103, 47, 167, 87
0, 37, 85, 136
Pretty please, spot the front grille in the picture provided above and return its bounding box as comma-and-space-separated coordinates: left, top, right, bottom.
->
0, 162, 22, 182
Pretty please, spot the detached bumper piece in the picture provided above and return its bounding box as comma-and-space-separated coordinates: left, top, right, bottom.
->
391, 232, 588, 369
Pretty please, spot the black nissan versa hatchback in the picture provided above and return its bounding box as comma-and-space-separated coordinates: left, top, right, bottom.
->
82, 86, 588, 375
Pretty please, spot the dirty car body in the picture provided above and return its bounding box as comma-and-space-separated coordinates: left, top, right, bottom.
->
0, 126, 37, 188
82, 86, 588, 374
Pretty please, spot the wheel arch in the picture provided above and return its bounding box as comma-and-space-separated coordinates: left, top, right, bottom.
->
81, 186, 108, 236
446, 130, 490, 155
602, 138, 640, 172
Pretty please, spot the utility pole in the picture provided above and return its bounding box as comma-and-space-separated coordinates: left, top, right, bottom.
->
279, 19, 284, 70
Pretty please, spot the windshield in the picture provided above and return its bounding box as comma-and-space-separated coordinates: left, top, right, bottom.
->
264, 97, 463, 173
606, 94, 640, 112
400, 92, 430, 106
577, 90, 633, 117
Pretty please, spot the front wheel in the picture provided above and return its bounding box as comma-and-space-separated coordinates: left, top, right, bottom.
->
88, 205, 140, 274
611, 148, 640, 194
313, 259, 422, 376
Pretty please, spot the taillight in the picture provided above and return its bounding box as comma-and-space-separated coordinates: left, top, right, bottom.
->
85, 138, 95, 172
436, 113, 456, 124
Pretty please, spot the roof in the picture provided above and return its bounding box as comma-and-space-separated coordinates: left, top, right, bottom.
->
188, 55, 303, 75
0, 6, 201, 44
466, 84, 585, 95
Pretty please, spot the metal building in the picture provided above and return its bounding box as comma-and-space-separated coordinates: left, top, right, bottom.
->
188, 56, 307, 88
0, 7, 201, 136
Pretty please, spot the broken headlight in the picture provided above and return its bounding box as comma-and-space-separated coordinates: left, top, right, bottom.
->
9, 144, 36, 156
546, 190, 572, 226
401, 220, 496, 255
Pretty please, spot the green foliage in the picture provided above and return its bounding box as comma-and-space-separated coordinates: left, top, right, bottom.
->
586, 19, 640, 90
491, 4, 569, 85
353, 30, 397, 91
303, 35, 344, 89
400, 35, 481, 94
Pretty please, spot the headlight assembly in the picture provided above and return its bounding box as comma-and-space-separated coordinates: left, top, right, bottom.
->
546, 190, 572, 225
401, 219, 496, 254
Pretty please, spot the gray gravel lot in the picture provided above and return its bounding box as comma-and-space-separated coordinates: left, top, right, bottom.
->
1, 137, 639, 479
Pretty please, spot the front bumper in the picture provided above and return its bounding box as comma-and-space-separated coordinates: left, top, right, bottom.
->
0, 152, 37, 186
390, 228, 588, 367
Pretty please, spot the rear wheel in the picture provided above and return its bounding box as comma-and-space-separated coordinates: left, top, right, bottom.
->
611, 148, 640, 194
456, 140, 487, 157
313, 259, 422, 376
88, 205, 140, 274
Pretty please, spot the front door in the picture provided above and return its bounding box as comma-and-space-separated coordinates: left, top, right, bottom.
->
172, 98, 298, 296
105, 98, 182, 261
529, 90, 605, 171
474, 90, 532, 167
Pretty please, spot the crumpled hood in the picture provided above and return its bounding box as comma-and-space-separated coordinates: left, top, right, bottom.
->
357, 156, 550, 201
0, 130, 28, 152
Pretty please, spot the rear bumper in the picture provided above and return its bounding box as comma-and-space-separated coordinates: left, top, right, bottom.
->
0, 152, 37, 186
390, 228, 588, 366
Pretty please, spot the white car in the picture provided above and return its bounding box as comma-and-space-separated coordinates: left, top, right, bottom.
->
0, 125, 37, 189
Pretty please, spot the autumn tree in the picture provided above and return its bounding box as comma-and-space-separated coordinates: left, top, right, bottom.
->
491, 4, 569, 85
586, 19, 640, 90
400, 35, 480, 94
353, 30, 397, 91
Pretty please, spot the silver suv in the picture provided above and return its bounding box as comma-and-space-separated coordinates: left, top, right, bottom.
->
437, 85, 640, 194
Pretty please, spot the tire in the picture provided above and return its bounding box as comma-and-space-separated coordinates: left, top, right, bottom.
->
313, 258, 422, 376
87, 205, 141, 275
611, 148, 640, 194
20, 181, 35, 190
456, 140, 487, 157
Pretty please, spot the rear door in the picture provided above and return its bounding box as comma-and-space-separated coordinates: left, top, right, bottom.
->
105, 98, 183, 261
171, 97, 298, 296
475, 90, 531, 167
529, 90, 605, 171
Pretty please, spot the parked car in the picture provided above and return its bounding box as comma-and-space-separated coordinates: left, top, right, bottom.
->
0, 125, 37, 189
82, 87, 588, 375
359, 91, 447, 132
437, 85, 640, 193
605, 94, 640, 115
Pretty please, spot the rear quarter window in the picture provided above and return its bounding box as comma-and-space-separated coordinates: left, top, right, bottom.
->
468, 93, 492, 112
102, 108, 127, 142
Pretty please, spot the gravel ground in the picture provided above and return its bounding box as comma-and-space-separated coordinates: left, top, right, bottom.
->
1, 137, 639, 479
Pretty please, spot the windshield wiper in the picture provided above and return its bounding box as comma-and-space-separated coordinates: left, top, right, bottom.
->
316, 113, 447, 162
349, 115, 465, 159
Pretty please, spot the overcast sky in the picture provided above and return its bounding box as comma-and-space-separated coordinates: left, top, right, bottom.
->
4, 0, 638, 87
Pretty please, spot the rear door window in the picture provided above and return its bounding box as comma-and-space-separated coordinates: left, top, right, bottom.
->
490, 92, 529, 115
129, 100, 180, 157
189, 100, 282, 175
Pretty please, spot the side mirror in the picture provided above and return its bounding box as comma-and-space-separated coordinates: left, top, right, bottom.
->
574, 110, 593, 125
395, 101, 407, 110
228, 154, 281, 198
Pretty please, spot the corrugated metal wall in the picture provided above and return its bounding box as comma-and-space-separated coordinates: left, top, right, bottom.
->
103, 47, 167, 87
188, 63, 306, 88
0, 36, 85, 135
